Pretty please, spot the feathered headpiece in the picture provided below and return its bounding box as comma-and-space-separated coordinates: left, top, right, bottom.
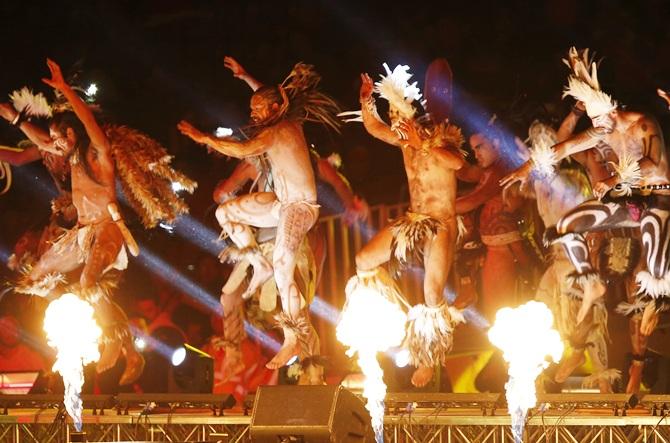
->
374, 63, 423, 120
9, 87, 53, 119
562, 47, 616, 117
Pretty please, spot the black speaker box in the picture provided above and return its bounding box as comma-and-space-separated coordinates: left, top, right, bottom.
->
250, 385, 374, 442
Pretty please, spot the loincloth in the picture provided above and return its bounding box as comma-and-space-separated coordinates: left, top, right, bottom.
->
389, 212, 447, 273
58, 220, 128, 272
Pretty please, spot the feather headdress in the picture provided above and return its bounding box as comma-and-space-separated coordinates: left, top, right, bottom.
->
374, 63, 422, 120
562, 47, 616, 117
9, 87, 52, 118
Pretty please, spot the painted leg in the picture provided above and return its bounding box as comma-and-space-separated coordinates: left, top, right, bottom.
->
638, 208, 670, 334
215, 194, 278, 299
267, 203, 318, 369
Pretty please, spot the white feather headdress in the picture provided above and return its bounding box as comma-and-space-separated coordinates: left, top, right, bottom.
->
562, 47, 616, 117
609, 151, 641, 195
563, 77, 616, 118
374, 63, 422, 119
9, 87, 53, 118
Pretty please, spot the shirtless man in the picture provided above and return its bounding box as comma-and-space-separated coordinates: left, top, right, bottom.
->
523, 121, 616, 392
178, 61, 340, 369
502, 56, 670, 393
347, 66, 465, 387
0, 98, 76, 266
18, 59, 143, 385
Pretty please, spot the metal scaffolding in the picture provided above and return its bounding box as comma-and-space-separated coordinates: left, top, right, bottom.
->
1, 393, 669, 442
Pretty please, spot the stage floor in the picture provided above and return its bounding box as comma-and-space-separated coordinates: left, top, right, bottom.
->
1, 393, 669, 442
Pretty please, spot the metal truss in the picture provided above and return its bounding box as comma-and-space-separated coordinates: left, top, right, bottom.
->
1, 394, 670, 442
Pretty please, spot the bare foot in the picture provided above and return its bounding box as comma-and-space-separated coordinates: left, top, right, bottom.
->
266, 339, 300, 369
118, 345, 145, 386
554, 350, 586, 383
241, 260, 273, 300
97, 339, 122, 373
626, 361, 644, 394
411, 365, 434, 388
577, 278, 606, 324
640, 303, 659, 336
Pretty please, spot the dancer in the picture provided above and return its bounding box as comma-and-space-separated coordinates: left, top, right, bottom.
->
178, 60, 340, 369
455, 121, 532, 321
17, 59, 195, 385
0, 91, 75, 269
501, 48, 670, 393
344, 64, 466, 387
523, 121, 618, 392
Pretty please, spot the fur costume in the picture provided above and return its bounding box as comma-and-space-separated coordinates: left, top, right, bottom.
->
404, 303, 464, 367
104, 124, 196, 228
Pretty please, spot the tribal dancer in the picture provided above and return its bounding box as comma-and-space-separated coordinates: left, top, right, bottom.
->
0, 90, 75, 269
502, 48, 670, 393
455, 121, 532, 322
178, 60, 340, 369
343, 64, 466, 387
523, 121, 618, 393
16, 60, 195, 385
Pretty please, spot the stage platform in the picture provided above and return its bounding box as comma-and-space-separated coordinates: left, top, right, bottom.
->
1, 393, 669, 442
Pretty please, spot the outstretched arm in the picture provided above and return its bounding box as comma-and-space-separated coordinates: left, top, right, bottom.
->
0, 145, 42, 166
315, 156, 369, 224
552, 128, 602, 160
224, 56, 263, 92
359, 73, 401, 147
0, 103, 53, 153
42, 59, 110, 157
456, 169, 501, 214
178, 120, 271, 158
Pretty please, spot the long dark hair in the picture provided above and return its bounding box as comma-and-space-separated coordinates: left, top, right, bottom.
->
50, 111, 99, 183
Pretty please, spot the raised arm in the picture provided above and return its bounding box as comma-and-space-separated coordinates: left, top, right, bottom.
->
359, 73, 401, 147
224, 56, 263, 92
177, 120, 271, 158
556, 102, 585, 142
0, 103, 53, 153
42, 59, 110, 156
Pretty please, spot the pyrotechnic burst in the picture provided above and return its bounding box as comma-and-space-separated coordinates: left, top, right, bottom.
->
488, 301, 563, 443
337, 274, 407, 443
44, 293, 101, 432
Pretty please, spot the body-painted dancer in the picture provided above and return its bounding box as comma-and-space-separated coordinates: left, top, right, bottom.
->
178, 60, 340, 369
